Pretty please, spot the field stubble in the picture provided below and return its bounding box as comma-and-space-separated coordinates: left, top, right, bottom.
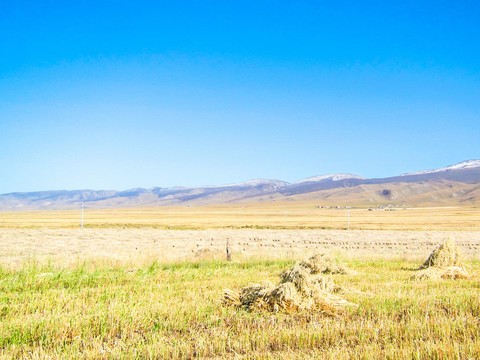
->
0, 258, 479, 359
1, 204, 480, 231
1, 205, 479, 358
0, 228, 479, 268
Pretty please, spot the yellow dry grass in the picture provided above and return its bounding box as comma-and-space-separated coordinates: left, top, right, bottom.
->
1, 202, 480, 230
1, 227, 479, 269
1, 258, 479, 359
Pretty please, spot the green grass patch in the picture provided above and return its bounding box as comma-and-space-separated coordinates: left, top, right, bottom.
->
0, 259, 478, 359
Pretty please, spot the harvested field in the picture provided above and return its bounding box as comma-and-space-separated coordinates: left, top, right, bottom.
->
1, 205, 480, 231
0, 228, 479, 268
0, 257, 479, 359
0, 228, 479, 358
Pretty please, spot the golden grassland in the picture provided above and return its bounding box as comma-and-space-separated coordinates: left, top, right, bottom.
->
1, 203, 479, 358
1, 228, 479, 269
0, 258, 479, 359
1, 202, 480, 230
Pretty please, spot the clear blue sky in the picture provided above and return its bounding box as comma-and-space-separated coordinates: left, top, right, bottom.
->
1, 1, 479, 193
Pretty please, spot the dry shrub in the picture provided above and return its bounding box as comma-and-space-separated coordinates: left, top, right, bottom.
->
419, 237, 462, 269
412, 266, 470, 281
223, 254, 355, 315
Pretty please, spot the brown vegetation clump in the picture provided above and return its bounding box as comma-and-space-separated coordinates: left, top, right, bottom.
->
419, 237, 462, 269
412, 238, 469, 280
223, 254, 355, 315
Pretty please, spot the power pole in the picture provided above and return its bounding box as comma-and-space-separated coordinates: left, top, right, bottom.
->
226, 238, 232, 261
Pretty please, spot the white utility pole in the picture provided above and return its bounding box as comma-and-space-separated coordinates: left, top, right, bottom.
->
81, 202, 85, 228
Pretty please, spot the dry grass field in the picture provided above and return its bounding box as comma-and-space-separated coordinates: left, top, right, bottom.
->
1, 204, 479, 359
1, 203, 480, 230
0, 228, 479, 268
0, 256, 479, 359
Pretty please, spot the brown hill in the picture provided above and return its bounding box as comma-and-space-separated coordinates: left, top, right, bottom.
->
1, 160, 479, 210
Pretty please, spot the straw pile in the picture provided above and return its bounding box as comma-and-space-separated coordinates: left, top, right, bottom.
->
419, 237, 462, 269
223, 254, 355, 314
299, 253, 351, 275
412, 266, 470, 280
412, 238, 470, 280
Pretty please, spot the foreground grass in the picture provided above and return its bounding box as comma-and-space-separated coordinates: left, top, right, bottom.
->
0, 259, 479, 359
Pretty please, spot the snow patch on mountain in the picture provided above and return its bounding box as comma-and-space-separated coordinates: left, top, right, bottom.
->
295, 173, 366, 184
202, 179, 289, 189
402, 160, 480, 176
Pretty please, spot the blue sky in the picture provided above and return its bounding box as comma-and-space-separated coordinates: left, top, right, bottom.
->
1, 1, 479, 193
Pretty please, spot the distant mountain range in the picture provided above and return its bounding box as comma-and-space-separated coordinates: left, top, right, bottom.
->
1, 160, 480, 210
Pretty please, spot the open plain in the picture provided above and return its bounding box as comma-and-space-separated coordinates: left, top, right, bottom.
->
1, 228, 480, 268
1, 205, 479, 359
1, 204, 480, 267
1, 203, 480, 230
